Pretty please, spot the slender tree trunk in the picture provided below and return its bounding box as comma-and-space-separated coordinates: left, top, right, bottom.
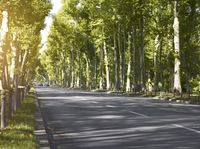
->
122, 30, 126, 91
99, 46, 104, 90
9, 90, 14, 119
114, 30, 120, 91
93, 47, 97, 89
117, 25, 123, 90
70, 48, 74, 88
0, 10, 9, 129
9, 31, 17, 119
173, 0, 182, 94
0, 11, 8, 83
133, 26, 138, 92
84, 54, 90, 88
166, 30, 174, 92
63, 66, 67, 87
14, 74, 19, 110
159, 39, 163, 91
103, 41, 110, 90
61, 69, 64, 86
140, 17, 146, 92
76, 49, 81, 88
1, 90, 6, 129
126, 32, 132, 92
154, 35, 159, 93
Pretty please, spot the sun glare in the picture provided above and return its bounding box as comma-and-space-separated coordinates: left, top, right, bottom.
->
40, 0, 62, 52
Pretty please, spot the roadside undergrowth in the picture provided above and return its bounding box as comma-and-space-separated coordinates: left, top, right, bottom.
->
0, 91, 37, 149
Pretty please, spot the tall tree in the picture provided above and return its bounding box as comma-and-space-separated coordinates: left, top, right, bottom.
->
173, 0, 182, 94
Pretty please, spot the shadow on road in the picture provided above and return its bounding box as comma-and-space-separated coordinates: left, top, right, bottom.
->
36, 87, 200, 149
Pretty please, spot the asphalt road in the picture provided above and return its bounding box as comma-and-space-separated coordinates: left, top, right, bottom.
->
36, 87, 200, 149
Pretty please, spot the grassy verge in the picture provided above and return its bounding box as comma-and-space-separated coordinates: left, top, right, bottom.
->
0, 92, 37, 149
144, 91, 200, 104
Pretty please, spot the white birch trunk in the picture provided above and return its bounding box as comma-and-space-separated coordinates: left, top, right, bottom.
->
126, 60, 131, 92
0, 11, 8, 90
126, 33, 132, 92
173, 0, 182, 93
104, 41, 110, 90
0, 10, 8, 129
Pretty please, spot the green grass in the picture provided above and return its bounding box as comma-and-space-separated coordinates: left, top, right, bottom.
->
0, 92, 37, 149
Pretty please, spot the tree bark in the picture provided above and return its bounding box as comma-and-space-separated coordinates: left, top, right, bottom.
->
93, 46, 97, 89
126, 32, 132, 92
99, 46, 104, 90
76, 49, 81, 88
9, 90, 14, 119
114, 30, 120, 91
70, 48, 74, 88
133, 26, 138, 92
173, 0, 182, 94
140, 16, 146, 92
1, 90, 6, 129
104, 41, 110, 90
159, 39, 163, 90
154, 35, 159, 93
122, 30, 126, 91
10, 32, 17, 115
0, 10, 8, 128
85, 54, 90, 89
0, 10, 8, 86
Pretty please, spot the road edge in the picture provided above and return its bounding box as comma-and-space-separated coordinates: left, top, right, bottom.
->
34, 93, 50, 149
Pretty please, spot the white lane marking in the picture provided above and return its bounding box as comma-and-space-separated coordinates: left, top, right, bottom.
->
129, 111, 150, 118
129, 111, 200, 135
173, 124, 200, 134
106, 105, 116, 108
169, 103, 200, 107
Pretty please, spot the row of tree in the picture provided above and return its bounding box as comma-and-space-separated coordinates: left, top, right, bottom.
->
0, 0, 51, 129
40, 0, 200, 94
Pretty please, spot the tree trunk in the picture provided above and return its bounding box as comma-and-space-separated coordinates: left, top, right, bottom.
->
159, 39, 163, 91
93, 47, 97, 89
104, 41, 110, 90
76, 49, 81, 88
0, 10, 8, 85
140, 16, 146, 92
132, 26, 138, 92
173, 0, 182, 94
85, 54, 90, 89
1, 90, 6, 129
114, 30, 120, 91
9, 90, 14, 119
70, 48, 74, 88
122, 30, 126, 91
126, 32, 132, 92
14, 74, 19, 111
7, 21, 16, 119
117, 25, 123, 90
0, 10, 8, 129
99, 46, 104, 90
63, 66, 67, 87
154, 35, 159, 93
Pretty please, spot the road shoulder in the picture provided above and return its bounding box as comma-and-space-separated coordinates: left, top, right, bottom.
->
34, 94, 50, 149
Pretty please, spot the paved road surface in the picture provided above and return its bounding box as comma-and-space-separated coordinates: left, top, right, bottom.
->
36, 87, 200, 149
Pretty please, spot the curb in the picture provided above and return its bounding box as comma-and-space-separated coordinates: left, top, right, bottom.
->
34, 95, 50, 149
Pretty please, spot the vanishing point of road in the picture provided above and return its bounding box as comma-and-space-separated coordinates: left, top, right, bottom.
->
36, 87, 200, 149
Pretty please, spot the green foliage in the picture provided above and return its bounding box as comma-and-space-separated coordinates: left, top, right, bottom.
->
41, 0, 200, 92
